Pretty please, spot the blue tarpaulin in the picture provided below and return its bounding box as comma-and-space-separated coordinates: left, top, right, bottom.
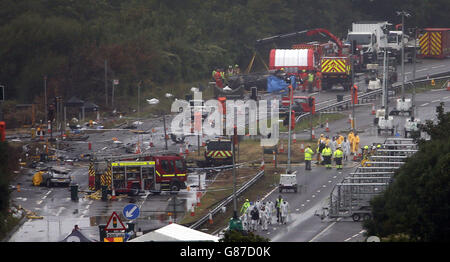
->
267, 75, 288, 93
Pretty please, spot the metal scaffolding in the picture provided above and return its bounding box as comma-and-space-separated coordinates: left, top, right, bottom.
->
325, 137, 418, 221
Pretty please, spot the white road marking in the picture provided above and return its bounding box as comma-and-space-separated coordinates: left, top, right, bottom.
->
421, 103, 429, 107
417, 68, 428, 72
36, 200, 43, 205
55, 207, 65, 216
309, 218, 342, 242
431, 100, 440, 103
432, 65, 446, 69
344, 237, 352, 242
312, 195, 316, 198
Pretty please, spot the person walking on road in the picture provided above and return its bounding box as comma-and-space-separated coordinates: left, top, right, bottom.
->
348, 131, 355, 155
307, 71, 315, 93
240, 199, 250, 215
353, 133, 360, 156
267, 201, 275, 225
342, 137, 350, 161
321, 145, 333, 169
334, 146, 344, 170
317, 134, 326, 164
280, 201, 290, 224
304, 145, 314, 171
330, 136, 337, 154
276, 195, 283, 224
260, 205, 269, 231
250, 206, 260, 231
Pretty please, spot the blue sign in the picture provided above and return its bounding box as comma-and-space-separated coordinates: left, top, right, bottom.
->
123, 204, 140, 220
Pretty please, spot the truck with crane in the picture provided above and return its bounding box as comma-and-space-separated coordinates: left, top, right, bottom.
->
262, 28, 361, 92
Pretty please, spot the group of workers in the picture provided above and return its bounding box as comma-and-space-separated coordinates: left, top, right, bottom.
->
299, 69, 321, 93
212, 65, 240, 89
303, 131, 365, 170
239, 195, 290, 232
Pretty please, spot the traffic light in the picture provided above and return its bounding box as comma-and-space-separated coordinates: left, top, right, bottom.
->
48, 104, 55, 121
0, 121, 5, 142
352, 40, 357, 55
112, 217, 118, 228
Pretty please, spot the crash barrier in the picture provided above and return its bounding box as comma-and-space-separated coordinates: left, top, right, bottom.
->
189, 170, 264, 230
296, 74, 450, 123
325, 137, 418, 221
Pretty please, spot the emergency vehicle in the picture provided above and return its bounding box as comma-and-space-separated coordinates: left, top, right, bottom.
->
196, 138, 233, 167
280, 96, 315, 116
89, 154, 188, 195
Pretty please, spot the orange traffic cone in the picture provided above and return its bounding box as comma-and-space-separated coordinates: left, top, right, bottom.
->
135, 143, 141, 154
196, 191, 202, 207
260, 158, 265, 171
190, 204, 195, 216
185, 143, 189, 155
300, 143, 305, 153
17, 183, 21, 192
179, 146, 183, 156
325, 120, 330, 132
371, 104, 376, 115
209, 213, 213, 224
293, 133, 297, 143
279, 143, 284, 153
111, 188, 116, 201
312, 128, 316, 140
348, 114, 352, 123
447, 80, 450, 91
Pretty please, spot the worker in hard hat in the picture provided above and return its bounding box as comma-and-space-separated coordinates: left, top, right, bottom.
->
214, 68, 225, 89
307, 71, 315, 93
316, 134, 326, 164
234, 64, 240, 75
342, 137, 351, 161
316, 70, 322, 91
333, 146, 344, 170
321, 144, 333, 169
353, 133, 360, 156
240, 199, 251, 215
226, 65, 234, 78
304, 145, 314, 171
348, 131, 355, 155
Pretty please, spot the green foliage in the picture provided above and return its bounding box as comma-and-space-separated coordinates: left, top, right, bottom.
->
220, 229, 270, 242
363, 104, 450, 242
0, 0, 447, 107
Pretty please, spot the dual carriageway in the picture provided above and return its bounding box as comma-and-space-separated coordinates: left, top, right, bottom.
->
6, 54, 450, 242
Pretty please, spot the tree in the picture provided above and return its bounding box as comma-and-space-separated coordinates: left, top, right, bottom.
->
219, 230, 270, 242
363, 103, 450, 241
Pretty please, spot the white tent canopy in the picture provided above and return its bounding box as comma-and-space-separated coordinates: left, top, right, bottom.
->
128, 223, 219, 242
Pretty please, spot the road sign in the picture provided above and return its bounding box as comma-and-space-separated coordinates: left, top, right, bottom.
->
105, 211, 126, 231
123, 204, 140, 220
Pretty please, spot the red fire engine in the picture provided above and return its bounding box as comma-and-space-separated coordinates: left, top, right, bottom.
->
89, 154, 188, 195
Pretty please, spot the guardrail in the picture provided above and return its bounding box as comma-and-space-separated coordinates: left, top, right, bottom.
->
189, 170, 265, 229
295, 73, 450, 123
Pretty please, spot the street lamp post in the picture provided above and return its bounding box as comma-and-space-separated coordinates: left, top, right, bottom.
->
397, 10, 411, 99
44, 76, 47, 124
